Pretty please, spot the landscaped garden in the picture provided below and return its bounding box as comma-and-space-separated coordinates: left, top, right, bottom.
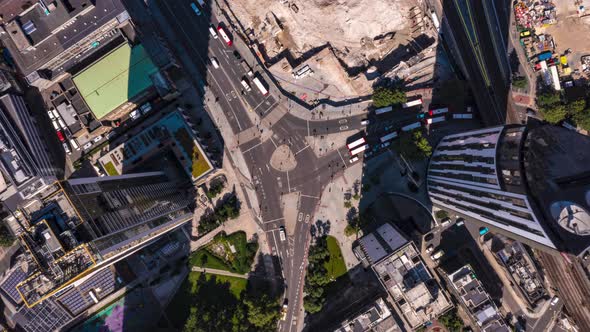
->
189, 231, 258, 274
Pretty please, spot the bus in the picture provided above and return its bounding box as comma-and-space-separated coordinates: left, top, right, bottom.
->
347, 137, 366, 150
429, 107, 448, 116
375, 106, 393, 115
350, 144, 368, 156
426, 116, 446, 124
401, 122, 422, 132
252, 75, 269, 95
217, 25, 232, 46
380, 131, 398, 143
452, 113, 473, 119
402, 98, 423, 109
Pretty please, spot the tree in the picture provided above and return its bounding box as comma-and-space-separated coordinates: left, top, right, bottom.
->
413, 131, 432, 157
344, 200, 352, 209
512, 76, 527, 89
566, 99, 586, 114
539, 104, 567, 124
0, 225, 14, 247
344, 225, 357, 237
537, 90, 561, 107
438, 309, 464, 332
573, 109, 590, 131
435, 210, 448, 220
244, 295, 280, 330
394, 130, 432, 160
372, 87, 407, 108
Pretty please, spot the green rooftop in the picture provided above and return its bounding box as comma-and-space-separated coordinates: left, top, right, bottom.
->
73, 43, 158, 119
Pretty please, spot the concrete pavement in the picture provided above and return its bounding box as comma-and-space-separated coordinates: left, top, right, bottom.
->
191, 266, 249, 279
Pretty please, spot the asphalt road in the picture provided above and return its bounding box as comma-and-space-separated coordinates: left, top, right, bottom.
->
147, 1, 367, 330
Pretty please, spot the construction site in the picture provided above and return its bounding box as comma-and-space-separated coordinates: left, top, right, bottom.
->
228, 0, 445, 101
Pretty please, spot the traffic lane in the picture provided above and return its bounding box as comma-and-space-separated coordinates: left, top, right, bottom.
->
155, 0, 252, 133
287, 147, 349, 188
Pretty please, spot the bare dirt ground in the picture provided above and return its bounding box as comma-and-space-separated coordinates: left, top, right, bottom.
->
541, 0, 590, 73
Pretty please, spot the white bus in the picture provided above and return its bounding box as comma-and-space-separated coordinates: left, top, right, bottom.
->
401, 122, 422, 132
429, 107, 448, 116
350, 144, 368, 156
402, 98, 423, 109
380, 131, 398, 143
252, 76, 269, 95
347, 137, 366, 150
426, 116, 446, 124
375, 106, 393, 115
452, 113, 473, 119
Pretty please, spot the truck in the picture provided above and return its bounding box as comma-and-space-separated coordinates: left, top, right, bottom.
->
431, 11, 440, 32
401, 122, 422, 132
375, 106, 393, 115
380, 131, 398, 143
402, 98, 423, 109
252, 75, 269, 95
426, 116, 446, 124
429, 107, 449, 116
350, 144, 368, 156
537, 51, 552, 61
346, 137, 366, 150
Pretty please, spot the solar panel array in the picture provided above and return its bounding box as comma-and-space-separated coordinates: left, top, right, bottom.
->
19, 298, 72, 332
0, 267, 26, 304
58, 268, 116, 315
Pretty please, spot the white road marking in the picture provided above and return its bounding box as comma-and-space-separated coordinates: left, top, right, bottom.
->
242, 141, 263, 153
287, 171, 291, 192
263, 217, 284, 223
294, 144, 309, 155
307, 120, 310, 137
300, 194, 319, 199
269, 136, 278, 148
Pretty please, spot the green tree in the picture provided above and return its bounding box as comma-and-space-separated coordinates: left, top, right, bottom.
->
413, 131, 432, 157
303, 295, 324, 314
372, 87, 407, 108
0, 225, 14, 247
512, 76, 527, 89
438, 309, 464, 332
435, 210, 448, 220
344, 200, 352, 209
539, 104, 567, 124
573, 109, 590, 131
244, 295, 280, 330
566, 99, 586, 114
344, 224, 358, 237
537, 90, 561, 107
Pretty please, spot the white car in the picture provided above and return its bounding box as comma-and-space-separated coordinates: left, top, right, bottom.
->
51, 109, 60, 119
550, 296, 559, 306
93, 135, 103, 143
69, 139, 80, 151
209, 26, 218, 39
210, 57, 220, 69
426, 244, 434, 253
279, 226, 286, 241
130, 110, 141, 120
83, 142, 93, 150
48, 110, 55, 120
349, 156, 359, 163
361, 119, 369, 126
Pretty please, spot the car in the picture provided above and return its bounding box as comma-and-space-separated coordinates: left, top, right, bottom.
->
93, 135, 103, 143
197, 0, 206, 7
279, 226, 286, 241
456, 218, 465, 227
440, 217, 452, 227
51, 109, 60, 119
209, 25, 218, 39
56, 130, 65, 142
240, 79, 252, 92
381, 141, 390, 148
190, 2, 201, 16
83, 142, 93, 150
140, 102, 152, 115
48, 110, 55, 120
360, 119, 369, 125
424, 233, 434, 242
479, 227, 489, 235
130, 109, 141, 120
550, 296, 559, 306
62, 142, 71, 155
233, 50, 242, 60
417, 112, 427, 119
426, 244, 434, 253
384, 125, 394, 131
51, 120, 60, 130
349, 156, 359, 163
57, 118, 67, 129
210, 57, 220, 69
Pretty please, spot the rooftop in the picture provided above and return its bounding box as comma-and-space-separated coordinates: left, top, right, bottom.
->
72, 43, 157, 119
372, 242, 452, 329
334, 298, 402, 332
356, 223, 408, 265
447, 265, 510, 331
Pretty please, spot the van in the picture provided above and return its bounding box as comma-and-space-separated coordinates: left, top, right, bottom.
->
62, 142, 71, 155
279, 226, 286, 241
209, 26, 218, 39
57, 118, 67, 129
69, 139, 80, 151
440, 217, 452, 227
241, 79, 252, 92
431, 250, 444, 261
360, 119, 369, 126
51, 120, 60, 130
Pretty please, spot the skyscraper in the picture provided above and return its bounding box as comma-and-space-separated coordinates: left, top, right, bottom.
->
427, 125, 590, 257
10, 171, 193, 308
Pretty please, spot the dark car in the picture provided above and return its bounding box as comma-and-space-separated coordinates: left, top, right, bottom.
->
233, 50, 242, 60
424, 233, 434, 242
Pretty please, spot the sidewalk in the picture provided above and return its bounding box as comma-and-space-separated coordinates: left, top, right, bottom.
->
191, 266, 249, 279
